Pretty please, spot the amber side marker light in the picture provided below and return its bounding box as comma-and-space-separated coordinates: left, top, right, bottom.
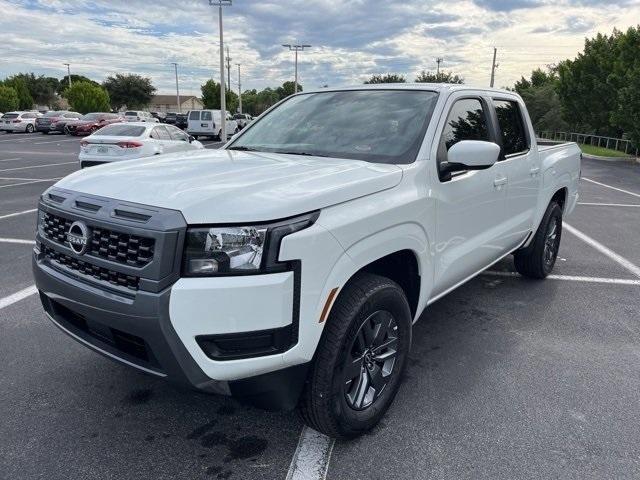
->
319, 287, 339, 323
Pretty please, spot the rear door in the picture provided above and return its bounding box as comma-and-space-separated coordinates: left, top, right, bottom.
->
431, 94, 511, 297
491, 98, 540, 246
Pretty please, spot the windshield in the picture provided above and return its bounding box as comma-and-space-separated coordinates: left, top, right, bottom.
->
44, 111, 62, 117
229, 89, 439, 164
125, 111, 139, 116
94, 125, 146, 136
4, 113, 19, 119
81, 113, 100, 121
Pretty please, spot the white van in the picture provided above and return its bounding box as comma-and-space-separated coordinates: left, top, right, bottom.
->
187, 109, 238, 141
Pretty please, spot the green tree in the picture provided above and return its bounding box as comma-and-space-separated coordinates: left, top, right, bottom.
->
364, 74, 406, 84
102, 74, 156, 110
201, 79, 238, 112
276, 81, 300, 99
65, 81, 111, 114
513, 67, 569, 133
0, 85, 19, 112
3, 76, 33, 110
58, 75, 99, 95
415, 70, 464, 84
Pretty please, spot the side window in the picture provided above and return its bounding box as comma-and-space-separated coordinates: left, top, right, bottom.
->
23, 113, 35, 119
201, 111, 212, 121
189, 111, 200, 121
168, 126, 188, 141
151, 126, 171, 140
440, 98, 490, 151
493, 100, 528, 156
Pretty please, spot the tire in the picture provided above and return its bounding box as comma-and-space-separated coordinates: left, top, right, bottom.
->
514, 201, 563, 279
298, 273, 412, 438
25, 124, 34, 133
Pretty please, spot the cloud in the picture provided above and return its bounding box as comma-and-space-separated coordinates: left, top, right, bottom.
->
0, 0, 639, 94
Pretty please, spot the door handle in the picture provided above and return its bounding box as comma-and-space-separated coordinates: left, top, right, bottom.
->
493, 176, 508, 187
530, 166, 540, 176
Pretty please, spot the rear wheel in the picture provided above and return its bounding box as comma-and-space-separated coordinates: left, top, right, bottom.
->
25, 124, 34, 133
514, 201, 563, 279
298, 273, 412, 438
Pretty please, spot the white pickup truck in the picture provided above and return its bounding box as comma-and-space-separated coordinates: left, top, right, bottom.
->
33, 84, 581, 438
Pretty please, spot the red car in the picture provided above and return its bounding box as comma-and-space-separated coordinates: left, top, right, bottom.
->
64, 112, 123, 136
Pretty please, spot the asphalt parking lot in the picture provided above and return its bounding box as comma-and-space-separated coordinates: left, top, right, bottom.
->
1, 131, 639, 480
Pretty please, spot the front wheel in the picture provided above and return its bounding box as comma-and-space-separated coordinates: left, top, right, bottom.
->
514, 201, 563, 279
298, 273, 412, 438
25, 124, 34, 133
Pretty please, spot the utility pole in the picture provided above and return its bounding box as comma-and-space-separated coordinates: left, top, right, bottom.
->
63, 63, 72, 88
436, 57, 443, 77
209, 0, 232, 139
282, 44, 311, 94
225, 45, 232, 92
171, 62, 181, 113
490, 47, 498, 88
236, 63, 242, 114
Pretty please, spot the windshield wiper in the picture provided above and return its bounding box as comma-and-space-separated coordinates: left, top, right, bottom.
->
227, 145, 260, 151
272, 151, 328, 157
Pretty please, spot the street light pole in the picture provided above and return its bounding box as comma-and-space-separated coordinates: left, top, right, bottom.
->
171, 62, 181, 113
209, 0, 232, 140
282, 44, 311, 94
236, 63, 242, 114
63, 63, 72, 88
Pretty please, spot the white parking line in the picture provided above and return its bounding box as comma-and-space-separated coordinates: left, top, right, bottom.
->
0, 285, 38, 310
0, 157, 22, 162
578, 202, 640, 208
0, 161, 76, 173
0, 238, 36, 245
0, 209, 37, 220
582, 177, 640, 199
0, 178, 62, 189
286, 426, 335, 480
482, 270, 640, 286
0, 176, 62, 181
33, 138, 81, 145
564, 222, 640, 278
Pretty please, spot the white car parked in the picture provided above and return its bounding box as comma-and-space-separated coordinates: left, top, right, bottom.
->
78, 122, 203, 168
1, 111, 41, 133
123, 111, 158, 123
187, 109, 238, 141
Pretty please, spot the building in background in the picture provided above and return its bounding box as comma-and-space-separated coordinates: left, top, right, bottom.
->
149, 95, 203, 113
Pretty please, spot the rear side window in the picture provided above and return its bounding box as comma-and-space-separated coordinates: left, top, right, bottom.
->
189, 111, 200, 120
4, 113, 19, 119
440, 98, 490, 151
201, 111, 212, 121
493, 100, 528, 156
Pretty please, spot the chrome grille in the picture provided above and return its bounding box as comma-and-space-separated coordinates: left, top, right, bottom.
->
43, 245, 139, 291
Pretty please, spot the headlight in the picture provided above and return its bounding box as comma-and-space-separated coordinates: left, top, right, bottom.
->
182, 212, 318, 276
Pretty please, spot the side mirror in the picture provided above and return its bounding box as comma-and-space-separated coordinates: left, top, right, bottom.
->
188, 135, 195, 143
445, 140, 500, 172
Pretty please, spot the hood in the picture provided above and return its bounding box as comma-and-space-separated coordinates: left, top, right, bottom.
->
54, 149, 403, 223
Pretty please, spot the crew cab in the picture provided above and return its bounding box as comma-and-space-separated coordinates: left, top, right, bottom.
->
33, 84, 580, 438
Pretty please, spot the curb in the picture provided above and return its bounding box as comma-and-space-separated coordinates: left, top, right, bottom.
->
581, 153, 639, 164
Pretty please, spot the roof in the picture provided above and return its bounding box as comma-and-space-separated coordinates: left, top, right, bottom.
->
149, 95, 200, 105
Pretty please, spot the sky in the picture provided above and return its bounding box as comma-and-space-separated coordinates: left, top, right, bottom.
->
1, 0, 639, 96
